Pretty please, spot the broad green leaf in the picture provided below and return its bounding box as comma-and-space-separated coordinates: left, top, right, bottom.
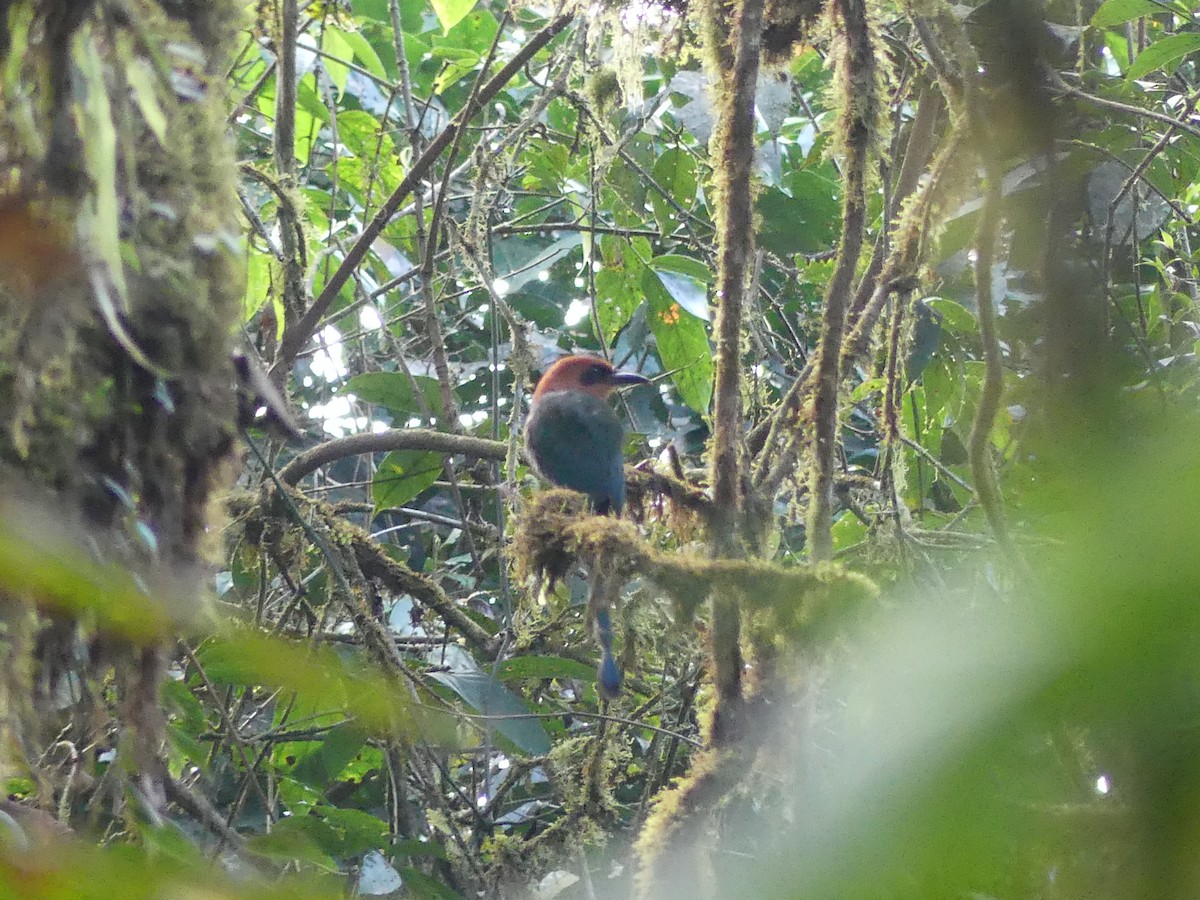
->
245, 816, 337, 867
335, 109, 393, 160
1126, 32, 1200, 80
595, 269, 642, 343
595, 235, 651, 343
321, 27, 352, 97
650, 148, 698, 233
520, 139, 569, 191
1090, 0, 1162, 26
495, 232, 582, 294
643, 268, 714, 415
294, 74, 319, 164
757, 170, 841, 256
649, 254, 712, 321
316, 807, 390, 856
340, 28, 387, 81
432, 0, 478, 36
352, 0, 392, 20
399, 867, 468, 900
510, 279, 575, 328
650, 253, 712, 284
926, 297, 978, 334
496, 655, 597, 681
431, 47, 481, 94
831, 511, 868, 552
320, 722, 369, 780
373, 450, 443, 509
347, 372, 442, 417
243, 252, 272, 321
430, 670, 551, 755
850, 376, 886, 403
393, 838, 450, 859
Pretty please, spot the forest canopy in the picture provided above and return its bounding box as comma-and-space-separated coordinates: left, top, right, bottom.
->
1, 0, 1200, 897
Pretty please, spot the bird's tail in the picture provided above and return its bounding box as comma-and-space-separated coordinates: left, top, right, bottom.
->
594, 607, 623, 699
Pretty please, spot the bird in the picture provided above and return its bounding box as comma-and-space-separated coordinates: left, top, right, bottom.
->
524, 355, 648, 515
525, 354, 648, 699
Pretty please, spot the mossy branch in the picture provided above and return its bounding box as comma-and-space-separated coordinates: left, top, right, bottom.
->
752, 109, 961, 499
242, 486, 498, 655
805, 0, 877, 561
708, 0, 764, 556
514, 491, 877, 645
704, 0, 767, 738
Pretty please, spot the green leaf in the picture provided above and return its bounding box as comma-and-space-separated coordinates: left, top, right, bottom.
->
399, 867, 468, 899
243, 252, 272, 321
496, 655, 597, 681
294, 74, 319, 164
393, 838, 450, 860
650, 148, 698, 233
595, 235, 651, 343
373, 450, 443, 509
1126, 32, 1200, 80
757, 171, 841, 256
320, 722, 368, 780
352, 0, 392, 19
643, 268, 714, 415
649, 254, 712, 321
831, 511, 868, 552
340, 28, 387, 81
321, 27, 352, 97
76, 32, 128, 306
431, 0, 478, 35
194, 633, 444, 741
494, 231, 582, 294
317, 807, 390, 856
246, 816, 337, 867
346, 372, 442, 417
926, 298, 978, 334
1090, 0, 1163, 26
430, 671, 551, 755
336, 109, 393, 160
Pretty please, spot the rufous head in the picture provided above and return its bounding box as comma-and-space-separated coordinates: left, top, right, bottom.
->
532, 355, 649, 401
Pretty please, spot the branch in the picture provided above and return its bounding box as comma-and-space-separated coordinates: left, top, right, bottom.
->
806, 0, 877, 561
704, 0, 766, 738
709, 0, 763, 553
514, 492, 876, 635
278, 428, 507, 486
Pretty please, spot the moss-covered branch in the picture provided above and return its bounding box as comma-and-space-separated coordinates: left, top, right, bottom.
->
704, 0, 768, 740
805, 0, 879, 561
514, 492, 876, 645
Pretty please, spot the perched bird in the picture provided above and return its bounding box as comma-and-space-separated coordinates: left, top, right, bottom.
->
525, 355, 648, 515
525, 355, 648, 700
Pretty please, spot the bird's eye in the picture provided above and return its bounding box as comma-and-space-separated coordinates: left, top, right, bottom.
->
581, 364, 610, 386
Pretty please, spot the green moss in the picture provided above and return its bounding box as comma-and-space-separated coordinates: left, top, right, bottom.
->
584, 67, 622, 120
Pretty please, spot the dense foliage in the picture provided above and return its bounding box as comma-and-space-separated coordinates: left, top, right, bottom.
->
4, 0, 1200, 896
